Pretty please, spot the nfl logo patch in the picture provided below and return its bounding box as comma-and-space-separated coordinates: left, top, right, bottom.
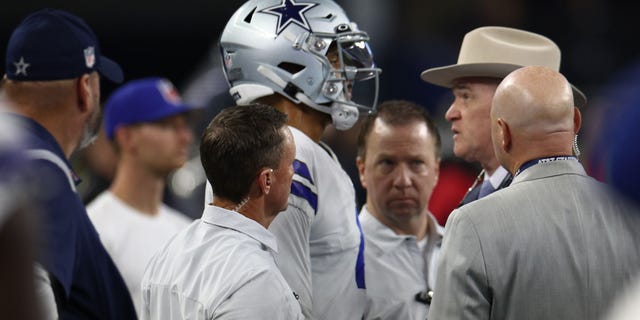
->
84, 47, 96, 68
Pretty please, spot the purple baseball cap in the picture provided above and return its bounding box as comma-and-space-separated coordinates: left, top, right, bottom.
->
5, 8, 123, 82
104, 78, 192, 140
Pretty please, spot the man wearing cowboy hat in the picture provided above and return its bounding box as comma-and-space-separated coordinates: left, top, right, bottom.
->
421, 26, 586, 206
427, 65, 640, 320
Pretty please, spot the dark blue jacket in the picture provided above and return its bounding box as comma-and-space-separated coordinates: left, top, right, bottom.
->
8, 113, 136, 319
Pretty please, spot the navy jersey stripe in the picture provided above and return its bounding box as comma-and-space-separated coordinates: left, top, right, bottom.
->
290, 180, 318, 214
293, 159, 314, 186
355, 207, 366, 289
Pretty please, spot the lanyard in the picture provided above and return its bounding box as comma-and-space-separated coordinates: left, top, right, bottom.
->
515, 156, 577, 176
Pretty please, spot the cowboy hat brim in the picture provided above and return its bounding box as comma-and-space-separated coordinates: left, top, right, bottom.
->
421, 62, 587, 107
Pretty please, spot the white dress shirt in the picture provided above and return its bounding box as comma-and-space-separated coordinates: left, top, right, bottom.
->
140, 205, 303, 320
485, 166, 509, 190
359, 206, 444, 320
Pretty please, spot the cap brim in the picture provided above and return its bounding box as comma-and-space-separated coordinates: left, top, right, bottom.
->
420, 63, 587, 107
146, 104, 194, 123
570, 85, 587, 108
105, 104, 192, 140
98, 56, 124, 83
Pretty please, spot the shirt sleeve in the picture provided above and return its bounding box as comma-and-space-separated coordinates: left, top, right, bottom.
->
428, 209, 491, 320
34, 160, 80, 296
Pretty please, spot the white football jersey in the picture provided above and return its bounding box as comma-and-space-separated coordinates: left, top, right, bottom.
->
269, 126, 365, 320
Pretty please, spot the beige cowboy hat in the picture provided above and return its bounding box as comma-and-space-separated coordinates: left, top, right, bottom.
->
420, 26, 587, 107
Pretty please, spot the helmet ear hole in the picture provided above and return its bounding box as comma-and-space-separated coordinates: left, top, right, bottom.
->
335, 23, 351, 33
244, 7, 257, 23
277, 62, 306, 75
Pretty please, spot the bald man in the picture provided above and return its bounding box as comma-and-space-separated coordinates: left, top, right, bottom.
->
428, 66, 640, 320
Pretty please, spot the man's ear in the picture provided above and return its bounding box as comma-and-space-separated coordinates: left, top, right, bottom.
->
573, 107, 582, 134
356, 156, 367, 189
497, 118, 512, 153
258, 168, 273, 195
114, 126, 135, 151
76, 74, 93, 113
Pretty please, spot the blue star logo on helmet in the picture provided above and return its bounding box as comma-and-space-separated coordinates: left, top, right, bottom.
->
259, 0, 318, 35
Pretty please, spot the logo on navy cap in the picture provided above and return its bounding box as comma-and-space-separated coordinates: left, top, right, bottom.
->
13, 57, 30, 76
259, 0, 318, 35
84, 46, 95, 68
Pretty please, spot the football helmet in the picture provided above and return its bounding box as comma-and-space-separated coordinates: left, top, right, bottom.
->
219, 0, 381, 130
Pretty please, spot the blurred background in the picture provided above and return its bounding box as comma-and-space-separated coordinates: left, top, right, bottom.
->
2, 0, 639, 222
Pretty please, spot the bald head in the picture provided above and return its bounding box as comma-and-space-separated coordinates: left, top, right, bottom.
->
491, 66, 581, 174
492, 66, 574, 135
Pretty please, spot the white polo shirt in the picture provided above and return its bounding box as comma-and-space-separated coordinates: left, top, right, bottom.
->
140, 205, 303, 320
359, 206, 444, 320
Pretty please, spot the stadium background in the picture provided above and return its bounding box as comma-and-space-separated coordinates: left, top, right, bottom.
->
2, 0, 638, 220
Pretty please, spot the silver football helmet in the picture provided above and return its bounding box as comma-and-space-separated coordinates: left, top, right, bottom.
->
219, 0, 381, 130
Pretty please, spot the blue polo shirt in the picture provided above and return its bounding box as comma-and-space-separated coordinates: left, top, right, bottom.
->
7, 113, 136, 319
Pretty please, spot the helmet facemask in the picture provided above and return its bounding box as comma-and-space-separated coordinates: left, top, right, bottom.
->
301, 25, 381, 129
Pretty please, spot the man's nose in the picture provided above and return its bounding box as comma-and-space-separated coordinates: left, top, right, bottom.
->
393, 164, 412, 188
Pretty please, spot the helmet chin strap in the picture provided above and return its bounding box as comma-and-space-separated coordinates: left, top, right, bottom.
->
256, 65, 359, 130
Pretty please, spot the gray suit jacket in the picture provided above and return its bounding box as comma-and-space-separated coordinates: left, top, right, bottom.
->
429, 159, 640, 320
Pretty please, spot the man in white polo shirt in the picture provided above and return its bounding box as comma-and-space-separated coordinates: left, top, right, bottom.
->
356, 100, 443, 320
141, 104, 302, 320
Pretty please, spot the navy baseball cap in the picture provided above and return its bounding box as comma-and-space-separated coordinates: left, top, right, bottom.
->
5, 8, 123, 82
104, 78, 192, 140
